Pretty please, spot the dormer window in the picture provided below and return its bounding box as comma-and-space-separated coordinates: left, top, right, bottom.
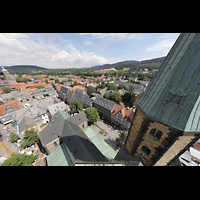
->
170, 95, 182, 104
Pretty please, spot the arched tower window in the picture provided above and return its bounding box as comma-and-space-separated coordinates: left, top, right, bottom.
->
141, 146, 151, 156
149, 128, 156, 136
149, 128, 163, 140
155, 131, 163, 140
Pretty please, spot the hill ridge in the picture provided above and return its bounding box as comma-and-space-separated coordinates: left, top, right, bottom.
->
2, 65, 47, 71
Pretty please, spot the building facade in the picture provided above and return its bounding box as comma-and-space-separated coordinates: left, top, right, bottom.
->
125, 33, 200, 166
93, 96, 115, 121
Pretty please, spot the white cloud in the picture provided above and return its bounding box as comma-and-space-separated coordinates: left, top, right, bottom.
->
0, 33, 110, 68
128, 33, 136, 39
50, 43, 109, 68
145, 38, 176, 54
84, 41, 93, 46
79, 33, 129, 41
0, 33, 29, 51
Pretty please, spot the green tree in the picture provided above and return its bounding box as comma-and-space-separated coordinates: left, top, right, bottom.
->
20, 128, 39, 149
97, 83, 106, 89
87, 85, 95, 97
69, 100, 83, 113
109, 92, 122, 104
107, 84, 117, 91
9, 132, 20, 143
85, 107, 100, 124
116, 131, 127, 149
55, 78, 59, 84
73, 80, 78, 86
123, 85, 129, 91
34, 77, 41, 80
2, 87, 11, 93
68, 78, 72, 82
117, 85, 123, 90
36, 84, 45, 89
1, 153, 38, 166
122, 91, 131, 101
103, 92, 109, 99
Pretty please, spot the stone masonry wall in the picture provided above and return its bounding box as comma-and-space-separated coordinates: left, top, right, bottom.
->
125, 107, 198, 166
154, 133, 197, 166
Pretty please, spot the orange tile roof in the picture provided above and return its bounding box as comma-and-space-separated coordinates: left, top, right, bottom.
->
69, 86, 87, 92
0, 99, 22, 115
111, 104, 123, 114
0, 105, 6, 115
193, 142, 200, 151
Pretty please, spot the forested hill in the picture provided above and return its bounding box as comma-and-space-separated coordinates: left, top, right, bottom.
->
91, 56, 166, 71
3, 65, 47, 71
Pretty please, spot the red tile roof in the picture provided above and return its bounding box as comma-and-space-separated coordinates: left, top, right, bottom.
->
111, 104, 123, 115
0, 105, 6, 115
0, 99, 22, 115
193, 142, 200, 151
69, 86, 87, 92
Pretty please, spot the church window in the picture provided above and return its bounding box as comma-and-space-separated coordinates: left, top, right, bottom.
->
170, 95, 182, 104
141, 146, 151, 156
155, 131, 163, 140
149, 128, 156, 136
149, 128, 163, 140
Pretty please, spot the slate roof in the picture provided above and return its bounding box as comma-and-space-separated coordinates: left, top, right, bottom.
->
46, 110, 70, 128
94, 96, 116, 111
39, 119, 107, 163
18, 116, 36, 133
66, 111, 88, 126
66, 88, 92, 108
136, 33, 200, 132
48, 102, 68, 116
15, 104, 47, 124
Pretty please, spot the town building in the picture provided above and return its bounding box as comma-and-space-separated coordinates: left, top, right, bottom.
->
58, 86, 92, 109
48, 101, 69, 116
125, 33, 200, 166
39, 111, 108, 164
111, 104, 135, 131
93, 96, 115, 121
0, 99, 24, 124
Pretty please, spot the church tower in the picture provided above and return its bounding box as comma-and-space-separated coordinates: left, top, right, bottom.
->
125, 33, 200, 166
2, 66, 12, 80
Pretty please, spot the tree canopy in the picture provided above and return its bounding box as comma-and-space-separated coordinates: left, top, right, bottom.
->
20, 128, 39, 149
1, 153, 38, 166
36, 84, 45, 89
107, 83, 117, 91
109, 92, 122, 104
123, 85, 129, 91
87, 85, 95, 97
2, 87, 11, 93
85, 107, 100, 124
73, 81, 78, 86
69, 100, 83, 113
116, 131, 127, 149
9, 132, 20, 143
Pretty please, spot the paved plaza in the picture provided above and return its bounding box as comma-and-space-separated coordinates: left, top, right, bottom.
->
91, 120, 121, 151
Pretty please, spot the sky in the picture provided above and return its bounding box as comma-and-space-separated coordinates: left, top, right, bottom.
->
0, 33, 180, 69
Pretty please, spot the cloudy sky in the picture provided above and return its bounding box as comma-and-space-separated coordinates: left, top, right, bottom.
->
0, 33, 180, 69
